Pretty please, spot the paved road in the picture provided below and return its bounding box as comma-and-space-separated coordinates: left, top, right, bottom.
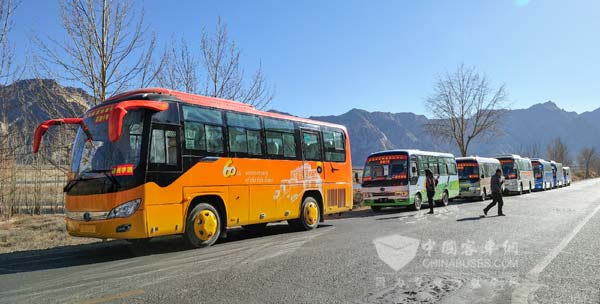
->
1, 179, 600, 304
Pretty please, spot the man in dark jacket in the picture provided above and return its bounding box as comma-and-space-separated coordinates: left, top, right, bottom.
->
484, 169, 505, 216
425, 169, 438, 214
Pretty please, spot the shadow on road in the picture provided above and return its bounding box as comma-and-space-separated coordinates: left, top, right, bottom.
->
0, 223, 331, 275
456, 216, 485, 222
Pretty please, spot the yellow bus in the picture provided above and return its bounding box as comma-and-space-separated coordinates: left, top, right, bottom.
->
33, 88, 353, 248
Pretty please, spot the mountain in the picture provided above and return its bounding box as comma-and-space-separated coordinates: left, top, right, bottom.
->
0, 79, 90, 131
312, 101, 600, 166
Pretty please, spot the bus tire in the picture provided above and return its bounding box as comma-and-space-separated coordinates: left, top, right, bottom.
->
370, 206, 382, 212
288, 196, 320, 231
242, 223, 268, 234
411, 193, 423, 211
184, 203, 221, 248
441, 191, 449, 206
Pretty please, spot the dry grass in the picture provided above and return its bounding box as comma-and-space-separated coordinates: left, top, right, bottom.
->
0, 215, 98, 254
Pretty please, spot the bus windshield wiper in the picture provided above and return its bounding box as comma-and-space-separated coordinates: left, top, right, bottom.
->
64, 176, 92, 192
80, 169, 121, 190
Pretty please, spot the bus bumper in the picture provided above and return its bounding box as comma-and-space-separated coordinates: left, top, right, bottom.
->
363, 197, 412, 207
65, 210, 148, 240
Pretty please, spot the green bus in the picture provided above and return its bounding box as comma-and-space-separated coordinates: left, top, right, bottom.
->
361, 149, 459, 211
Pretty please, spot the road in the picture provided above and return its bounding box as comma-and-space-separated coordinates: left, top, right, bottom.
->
1, 179, 599, 304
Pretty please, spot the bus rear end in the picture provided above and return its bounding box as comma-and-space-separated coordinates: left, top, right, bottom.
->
532, 160, 545, 190
457, 159, 484, 200
361, 152, 410, 210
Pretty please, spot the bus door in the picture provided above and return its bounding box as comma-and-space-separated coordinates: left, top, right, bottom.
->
301, 129, 325, 188
321, 129, 350, 210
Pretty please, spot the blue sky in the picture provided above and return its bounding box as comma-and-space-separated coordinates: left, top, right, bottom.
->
10, 0, 600, 117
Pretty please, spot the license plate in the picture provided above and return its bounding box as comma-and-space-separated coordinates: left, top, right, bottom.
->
79, 225, 96, 233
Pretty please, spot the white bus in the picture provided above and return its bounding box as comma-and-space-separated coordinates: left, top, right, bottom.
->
456, 157, 501, 201
495, 154, 534, 194
550, 161, 565, 188
563, 166, 572, 186
361, 150, 459, 211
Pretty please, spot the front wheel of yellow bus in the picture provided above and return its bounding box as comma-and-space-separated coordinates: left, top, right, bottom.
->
289, 197, 321, 231
185, 203, 221, 248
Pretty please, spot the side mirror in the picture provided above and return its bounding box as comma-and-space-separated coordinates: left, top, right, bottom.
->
411, 167, 417, 173
481, 174, 485, 179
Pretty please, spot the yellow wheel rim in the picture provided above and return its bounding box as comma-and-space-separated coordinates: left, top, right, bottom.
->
193, 210, 218, 241
304, 202, 319, 226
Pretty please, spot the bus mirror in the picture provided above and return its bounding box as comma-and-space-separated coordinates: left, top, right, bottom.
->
108, 100, 169, 142
412, 167, 417, 173
481, 174, 485, 179
33, 118, 89, 153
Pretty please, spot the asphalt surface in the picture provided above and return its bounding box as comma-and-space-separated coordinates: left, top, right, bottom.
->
1, 179, 600, 304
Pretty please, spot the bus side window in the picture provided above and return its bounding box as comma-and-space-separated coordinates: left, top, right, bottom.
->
302, 131, 322, 161
149, 127, 180, 170
410, 155, 418, 185
439, 158, 448, 175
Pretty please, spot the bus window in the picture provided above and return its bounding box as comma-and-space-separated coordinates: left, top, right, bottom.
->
323, 129, 346, 162
149, 128, 179, 167
265, 117, 297, 159
302, 131, 322, 161
182, 106, 224, 154
410, 155, 419, 185
447, 158, 457, 175
439, 158, 448, 175
226, 112, 263, 156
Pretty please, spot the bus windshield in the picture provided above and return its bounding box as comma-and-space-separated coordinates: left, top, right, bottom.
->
500, 159, 516, 178
71, 109, 144, 178
362, 154, 408, 185
457, 161, 479, 181
532, 162, 542, 179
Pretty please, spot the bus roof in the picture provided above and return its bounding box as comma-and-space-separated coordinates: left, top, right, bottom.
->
368, 149, 455, 158
494, 154, 530, 160
100, 87, 348, 131
530, 158, 551, 164
456, 156, 500, 164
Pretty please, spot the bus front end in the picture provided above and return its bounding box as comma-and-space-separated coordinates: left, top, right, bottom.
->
532, 161, 545, 191
457, 160, 483, 199
34, 99, 169, 240
498, 158, 520, 193
361, 153, 411, 210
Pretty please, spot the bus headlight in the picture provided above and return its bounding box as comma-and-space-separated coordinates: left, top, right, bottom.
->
395, 191, 408, 197
107, 199, 141, 219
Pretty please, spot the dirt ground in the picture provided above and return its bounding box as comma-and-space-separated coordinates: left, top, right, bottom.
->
0, 215, 98, 254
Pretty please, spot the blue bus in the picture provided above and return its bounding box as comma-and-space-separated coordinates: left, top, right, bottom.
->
531, 158, 553, 191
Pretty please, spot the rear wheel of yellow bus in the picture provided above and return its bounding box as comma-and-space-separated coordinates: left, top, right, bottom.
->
185, 203, 221, 248
289, 197, 320, 230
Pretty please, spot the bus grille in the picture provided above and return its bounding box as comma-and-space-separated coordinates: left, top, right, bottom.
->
327, 188, 347, 208
372, 192, 395, 197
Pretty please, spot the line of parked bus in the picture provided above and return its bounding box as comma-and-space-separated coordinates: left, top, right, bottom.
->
360, 150, 572, 212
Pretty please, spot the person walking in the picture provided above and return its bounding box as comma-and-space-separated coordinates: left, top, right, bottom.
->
483, 169, 505, 217
425, 169, 439, 214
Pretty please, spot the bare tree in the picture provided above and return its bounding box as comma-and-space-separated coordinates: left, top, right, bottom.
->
200, 18, 274, 109
546, 137, 571, 166
577, 147, 597, 179
156, 38, 199, 93
518, 142, 542, 158
424, 64, 509, 157
35, 0, 160, 105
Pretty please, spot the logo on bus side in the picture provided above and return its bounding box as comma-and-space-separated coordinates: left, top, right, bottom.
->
223, 159, 237, 177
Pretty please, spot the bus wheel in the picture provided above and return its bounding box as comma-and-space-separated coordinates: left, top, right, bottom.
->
412, 193, 422, 211
289, 197, 320, 230
242, 223, 268, 234
185, 203, 221, 248
441, 191, 449, 206
370, 206, 382, 212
